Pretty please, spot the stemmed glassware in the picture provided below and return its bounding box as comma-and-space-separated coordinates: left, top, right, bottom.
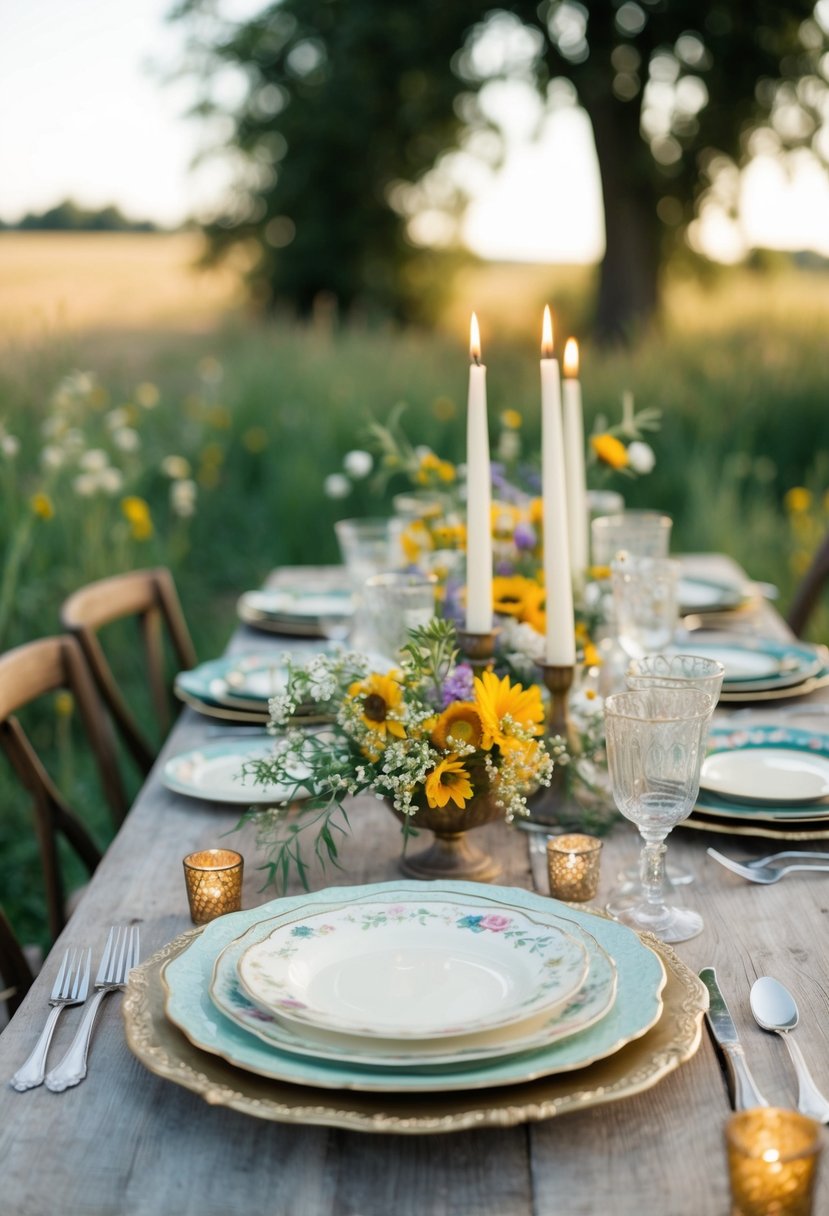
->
619, 654, 725, 888
604, 687, 713, 942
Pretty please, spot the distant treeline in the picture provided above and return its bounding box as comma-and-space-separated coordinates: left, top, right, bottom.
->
0, 200, 159, 232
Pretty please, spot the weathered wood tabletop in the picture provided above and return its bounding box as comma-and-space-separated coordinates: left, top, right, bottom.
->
2, 558, 828, 1216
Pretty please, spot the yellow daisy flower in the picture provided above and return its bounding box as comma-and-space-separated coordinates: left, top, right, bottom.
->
425, 755, 473, 810
501, 409, 522, 429
347, 672, 406, 745
430, 703, 483, 750
474, 671, 544, 751
121, 496, 153, 541
784, 487, 812, 514
30, 492, 54, 520
591, 434, 629, 470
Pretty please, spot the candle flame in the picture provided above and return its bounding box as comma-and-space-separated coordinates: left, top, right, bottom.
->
541, 306, 554, 358
470, 312, 481, 363
563, 337, 579, 378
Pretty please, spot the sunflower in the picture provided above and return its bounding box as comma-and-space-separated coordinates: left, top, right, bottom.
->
492, 575, 534, 619
424, 755, 474, 809
430, 702, 483, 750
347, 672, 406, 745
474, 670, 544, 751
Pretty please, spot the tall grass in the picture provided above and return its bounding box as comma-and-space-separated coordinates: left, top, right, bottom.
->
1, 261, 828, 946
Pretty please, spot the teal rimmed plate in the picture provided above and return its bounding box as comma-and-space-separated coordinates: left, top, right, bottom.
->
678, 575, 748, 615
162, 739, 310, 806
693, 726, 829, 822
673, 639, 823, 693
161, 880, 665, 1094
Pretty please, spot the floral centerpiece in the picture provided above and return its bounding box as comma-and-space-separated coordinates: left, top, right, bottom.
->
242, 619, 554, 889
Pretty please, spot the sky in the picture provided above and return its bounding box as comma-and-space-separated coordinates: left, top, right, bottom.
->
1, 0, 828, 263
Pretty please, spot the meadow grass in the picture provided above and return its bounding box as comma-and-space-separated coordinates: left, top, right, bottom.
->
1, 242, 828, 947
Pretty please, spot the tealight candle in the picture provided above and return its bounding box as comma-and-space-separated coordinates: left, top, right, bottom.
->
183, 849, 244, 924
547, 834, 602, 902
727, 1108, 822, 1216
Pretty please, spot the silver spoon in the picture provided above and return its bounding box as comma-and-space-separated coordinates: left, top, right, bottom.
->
750, 976, 829, 1122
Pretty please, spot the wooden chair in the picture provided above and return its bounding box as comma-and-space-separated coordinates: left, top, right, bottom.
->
0, 907, 34, 1022
787, 531, 829, 639
61, 568, 197, 775
0, 635, 129, 942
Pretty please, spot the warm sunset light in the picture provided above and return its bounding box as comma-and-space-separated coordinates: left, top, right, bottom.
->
563, 338, 579, 378
541, 305, 554, 359
469, 312, 482, 363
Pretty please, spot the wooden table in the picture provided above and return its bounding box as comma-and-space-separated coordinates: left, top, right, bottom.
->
2, 559, 828, 1216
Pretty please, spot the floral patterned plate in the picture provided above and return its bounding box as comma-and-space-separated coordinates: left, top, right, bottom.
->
210, 893, 616, 1067
161, 880, 666, 1094
236, 897, 589, 1040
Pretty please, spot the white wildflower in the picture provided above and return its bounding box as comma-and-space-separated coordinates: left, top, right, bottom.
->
73, 473, 99, 497
79, 447, 108, 472
497, 430, 520, 462
112, 427, 140, 453
162, 455, 191, 480
324, 473, 351, 499
343, 449, 373, 479
98, 467, 124, 495
105, 408, 130, 431
63, 429, 85, 454
627, 441, 655, 474
171, 479, 197, 518
41, 416, 66, 440
40, 444, 65, 470
1, 435, 20, 458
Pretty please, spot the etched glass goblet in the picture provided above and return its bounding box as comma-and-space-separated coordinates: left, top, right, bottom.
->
612, 555, 680, 659
604, 687, 712, 942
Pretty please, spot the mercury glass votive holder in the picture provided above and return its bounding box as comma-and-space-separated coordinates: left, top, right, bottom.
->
727, 1108, 822, 1216
547, 834, 603, 902
183, 849, 244, 925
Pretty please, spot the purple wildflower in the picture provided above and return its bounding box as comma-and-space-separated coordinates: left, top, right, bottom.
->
513, 521, 537, 550
441, 663, 475, 707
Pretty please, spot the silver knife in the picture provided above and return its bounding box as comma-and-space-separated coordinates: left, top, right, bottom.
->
699, 967, 769, 1110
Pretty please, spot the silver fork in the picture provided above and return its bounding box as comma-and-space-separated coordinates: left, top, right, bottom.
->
44, 925, 140, 1092
707, 847, 829, 884
10, 946, 92, 1091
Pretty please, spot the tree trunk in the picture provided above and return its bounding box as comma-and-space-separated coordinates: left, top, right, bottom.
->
583, 95, 662, 345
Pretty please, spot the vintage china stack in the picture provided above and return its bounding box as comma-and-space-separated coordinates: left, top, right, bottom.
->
238, 587, 355, 638
174, 653, 333, 725
683, 724, 829, 841
672, 638, 829, 704
123, 880, 708, 1132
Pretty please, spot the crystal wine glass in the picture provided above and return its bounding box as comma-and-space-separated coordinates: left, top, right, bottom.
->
618, 653, 725, 888
604, 687, 713, 942
612, 555, 680, 659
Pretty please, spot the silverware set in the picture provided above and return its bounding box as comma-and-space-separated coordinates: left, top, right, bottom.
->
701, 967, 829, 1122
707, 847, 829, 884
10, 924, 140, 1093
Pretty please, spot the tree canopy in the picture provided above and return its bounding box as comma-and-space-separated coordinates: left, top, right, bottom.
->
174, 0, 829, 337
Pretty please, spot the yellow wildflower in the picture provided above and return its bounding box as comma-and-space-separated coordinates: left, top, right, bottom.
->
474, 671, 544, 752
501, 409, 522, 429
121, 496, 153, 541
583, 643, 602, 668
432, 396, 455, 421
54, 691, 74, 717
208, 405, 232, 429
591, 434, 629, 470
784, 487, 812, 514
431, 703, 483, 750
425, 755, 473, 810
135, 382, 160, 409
401, 520, 432, 563
243, 427, 268, 453
437, 460, 456, 483
347, 672, 406, 748
31, 492, 54, 520
529, 497, 544, 527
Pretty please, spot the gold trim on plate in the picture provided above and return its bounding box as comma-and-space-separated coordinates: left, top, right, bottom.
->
123, 926, 707, 1134
681, 813, 829, 841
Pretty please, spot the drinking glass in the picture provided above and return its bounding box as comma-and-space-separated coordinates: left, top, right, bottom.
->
604, 687, 713, 942
335, 517, 402, 587
591, 510, 672, 568
362, 572, 437, 658
612, 555, 680, 659
621, 654, 724, 887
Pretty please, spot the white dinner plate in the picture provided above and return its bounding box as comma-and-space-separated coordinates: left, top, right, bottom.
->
701, 746, 829, 805
239, 589, 354, 622
237, 897, 589, 1040
162, 741, 310, 805
673, 640, 823, 691
210, 894, 617, 1068
678, 576, 746, 615
161, 879, 666, 1094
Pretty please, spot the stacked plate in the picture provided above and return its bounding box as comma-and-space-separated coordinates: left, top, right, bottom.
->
684, 724, 829, 841
678, 573, 754, 618
124, 881, 708, 1132
174, 653, 332, 725
162, 739, 312, 807
238, 587, 354, 638
672, 638, 829, 704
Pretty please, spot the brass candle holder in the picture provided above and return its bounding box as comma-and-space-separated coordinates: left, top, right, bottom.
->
726, 1108, 822, 1216
519, 662, 580, 832
183, 849, 244, 924
456, 628, 499, 673
547, 834, 602, 902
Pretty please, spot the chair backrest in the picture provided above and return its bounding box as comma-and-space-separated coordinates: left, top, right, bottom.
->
787, 530, 829, 639
61, 567, 197, 775
0, 635, 128, 941
0, 907, 34, 1021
